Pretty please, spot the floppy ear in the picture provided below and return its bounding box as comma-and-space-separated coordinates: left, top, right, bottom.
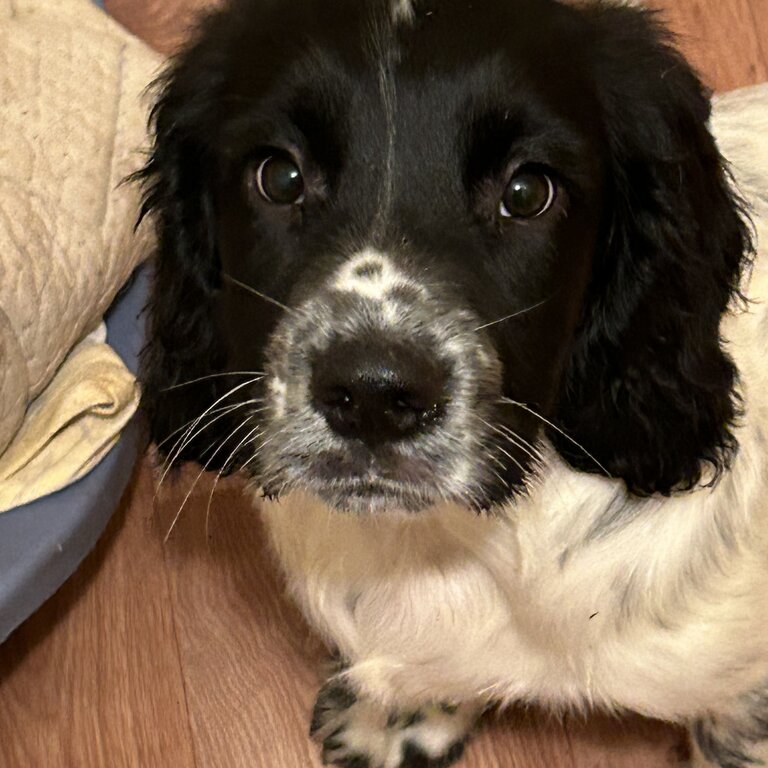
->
554, 4, 753, 495
135, 30, 229, 463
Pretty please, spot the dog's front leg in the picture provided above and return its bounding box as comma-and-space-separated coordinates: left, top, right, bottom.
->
689, 686, 768, 768
310, 676, 483, 768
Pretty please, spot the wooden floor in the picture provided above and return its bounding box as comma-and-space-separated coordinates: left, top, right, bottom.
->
0, 458, 688, 767
103, 0, 768, 94
2, 2, 767, 766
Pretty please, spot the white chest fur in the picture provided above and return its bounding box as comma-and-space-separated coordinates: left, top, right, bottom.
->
262, 406, 768, 723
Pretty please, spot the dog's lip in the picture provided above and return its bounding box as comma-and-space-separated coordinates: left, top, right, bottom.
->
308, 474, 437, 513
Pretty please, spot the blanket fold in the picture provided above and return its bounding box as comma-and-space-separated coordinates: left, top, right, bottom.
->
0, 325, 140, 513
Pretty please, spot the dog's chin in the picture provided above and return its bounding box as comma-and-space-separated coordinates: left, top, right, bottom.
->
312, 479, 437, 515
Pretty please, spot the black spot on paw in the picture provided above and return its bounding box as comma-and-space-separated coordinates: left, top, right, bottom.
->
311, 681, 357, 736
401, 710, 426, 729
692, 719, 756, 768
443, 742, 466, 765
322, 737, 345, 752
334, 755, 369, 768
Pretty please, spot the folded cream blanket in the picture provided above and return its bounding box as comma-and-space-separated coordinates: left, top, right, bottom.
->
0, 325, 140, 513
0, 0, 161, 510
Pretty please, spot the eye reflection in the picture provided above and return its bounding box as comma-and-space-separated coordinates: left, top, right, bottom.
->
500, 171, 556, 219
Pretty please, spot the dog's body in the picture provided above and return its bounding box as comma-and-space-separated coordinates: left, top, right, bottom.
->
139, 0, 768, 764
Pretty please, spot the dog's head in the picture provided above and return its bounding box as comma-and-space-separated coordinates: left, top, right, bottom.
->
139, 0, 751, 513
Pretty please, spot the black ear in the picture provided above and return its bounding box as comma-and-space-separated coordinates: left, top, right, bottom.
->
555, 4, 753, 495
135, 28, 229, 462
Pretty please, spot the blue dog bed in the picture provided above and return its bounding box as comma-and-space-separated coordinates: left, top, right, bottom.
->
0, 267, 148, 642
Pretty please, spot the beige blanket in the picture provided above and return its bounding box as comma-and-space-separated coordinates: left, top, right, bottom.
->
0, 0, 161, 510
0, 0, 160, 456
0, 325, 140, 512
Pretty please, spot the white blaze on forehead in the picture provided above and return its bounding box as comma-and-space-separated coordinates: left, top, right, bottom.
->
333, 248, 415, 301
391, 0, 415, 23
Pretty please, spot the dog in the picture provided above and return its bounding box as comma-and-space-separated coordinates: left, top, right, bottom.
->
137, 0, 768, 765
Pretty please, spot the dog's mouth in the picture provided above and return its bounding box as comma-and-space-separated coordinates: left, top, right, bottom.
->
259, 449, 446, 514
308, 476, 438, 514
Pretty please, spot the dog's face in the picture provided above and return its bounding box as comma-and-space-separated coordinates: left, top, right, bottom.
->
213, 0, 606, 512
140, 0, 750, 513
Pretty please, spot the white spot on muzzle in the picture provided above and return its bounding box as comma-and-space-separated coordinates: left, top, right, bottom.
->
334, 248, 411, 301
269, 376, 287, 419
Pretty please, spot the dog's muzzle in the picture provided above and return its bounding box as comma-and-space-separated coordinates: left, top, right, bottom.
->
257, 251, 504, 514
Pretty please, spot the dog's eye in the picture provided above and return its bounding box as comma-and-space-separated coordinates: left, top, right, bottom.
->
254, 154, 304, 205
500, 171, 555, 219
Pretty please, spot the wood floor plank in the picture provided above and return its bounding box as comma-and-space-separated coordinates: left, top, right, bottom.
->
647, 0, 768, 91
154, 466, 327, 768
466, 709, 578, 768
565, 711, 687, 767
0, 463, 196, 768
104, 0, 222, 55
747, 0, 768, 85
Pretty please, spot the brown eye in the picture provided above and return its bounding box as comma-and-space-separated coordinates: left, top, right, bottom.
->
500, 171, 555, 219
254, 154, 304, 205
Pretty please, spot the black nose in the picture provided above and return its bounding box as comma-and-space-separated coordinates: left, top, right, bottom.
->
311, 339, 449, 446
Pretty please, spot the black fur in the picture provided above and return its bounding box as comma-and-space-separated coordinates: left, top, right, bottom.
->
137, 0, 752, 499
552, 5, 753, 494
135, 45, 226, 465
693, 686, 768, 768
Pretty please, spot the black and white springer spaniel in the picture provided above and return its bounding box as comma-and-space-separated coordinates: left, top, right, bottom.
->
137, 0, 768, 765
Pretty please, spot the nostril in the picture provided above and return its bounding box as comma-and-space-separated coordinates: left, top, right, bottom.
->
392, 390, 444, 422
320, 386, 353, 410
387, 390, 444, 437
393, 388, 442, 414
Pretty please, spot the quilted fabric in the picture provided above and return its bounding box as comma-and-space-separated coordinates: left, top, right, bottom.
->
0, 0, 161, 455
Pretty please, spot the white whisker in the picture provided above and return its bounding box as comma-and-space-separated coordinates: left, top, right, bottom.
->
193, 405, 268, 463
157, 399, 259, 455
473, 298, 549, 332
205, 423, 264, 538
157, 377, 263, 490
161, 372, 266, 392
479, 417, 543, 463
498, 397, 611, 476
163, 416, 256, 542
222, 272, 304, 317
486, 436, 527, 476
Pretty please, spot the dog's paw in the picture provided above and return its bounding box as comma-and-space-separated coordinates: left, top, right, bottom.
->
310, 680, 479, 768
